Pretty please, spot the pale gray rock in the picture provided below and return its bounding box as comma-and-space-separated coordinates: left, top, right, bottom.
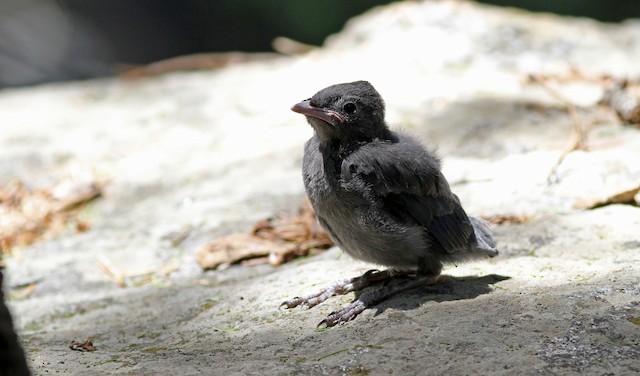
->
1, 1, 639, 375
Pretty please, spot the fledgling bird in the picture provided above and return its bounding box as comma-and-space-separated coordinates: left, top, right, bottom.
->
284, 81, 498, 327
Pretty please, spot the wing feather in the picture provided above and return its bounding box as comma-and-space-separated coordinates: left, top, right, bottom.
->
342, 134, 474, 253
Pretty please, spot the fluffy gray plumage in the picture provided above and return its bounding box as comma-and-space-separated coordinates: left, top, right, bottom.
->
293, 81, 497, 277
285, 81, 498, 327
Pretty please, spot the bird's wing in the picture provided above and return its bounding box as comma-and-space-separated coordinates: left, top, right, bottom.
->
342, 136, 473, 253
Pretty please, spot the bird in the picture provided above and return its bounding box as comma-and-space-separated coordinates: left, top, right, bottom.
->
283, 80, 498, 327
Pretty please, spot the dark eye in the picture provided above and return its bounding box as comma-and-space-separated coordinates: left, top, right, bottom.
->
343, 102, 357, 114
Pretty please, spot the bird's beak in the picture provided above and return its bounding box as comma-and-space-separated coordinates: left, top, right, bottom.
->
291, 99, 345, 126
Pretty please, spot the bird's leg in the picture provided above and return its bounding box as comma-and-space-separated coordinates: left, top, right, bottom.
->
281, 269, 411, 309
318, 272, 440, 328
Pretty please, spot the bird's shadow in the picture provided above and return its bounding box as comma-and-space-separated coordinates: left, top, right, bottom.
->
354, 274, 511, 316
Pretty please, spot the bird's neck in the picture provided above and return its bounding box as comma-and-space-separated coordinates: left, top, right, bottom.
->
317, 127, 395, 160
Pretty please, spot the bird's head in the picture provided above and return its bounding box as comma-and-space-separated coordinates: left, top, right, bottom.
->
292, 81, 387, 145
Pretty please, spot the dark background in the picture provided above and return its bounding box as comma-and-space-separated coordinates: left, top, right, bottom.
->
0, 0, 638, 88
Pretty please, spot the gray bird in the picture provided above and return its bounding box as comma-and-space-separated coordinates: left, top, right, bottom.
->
283, 81, 498, 327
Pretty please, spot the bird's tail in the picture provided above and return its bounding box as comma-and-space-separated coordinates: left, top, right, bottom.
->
469, 216, 499, 257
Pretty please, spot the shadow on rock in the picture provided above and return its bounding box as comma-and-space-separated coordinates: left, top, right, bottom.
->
361, 273, 511, 316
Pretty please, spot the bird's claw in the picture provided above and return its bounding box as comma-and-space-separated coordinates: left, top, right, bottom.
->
317, 300, 367, 328
361, 269, 380, 278
280, 297, 302, 309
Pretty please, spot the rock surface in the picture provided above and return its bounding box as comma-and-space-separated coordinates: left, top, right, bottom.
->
1, 1, 639, 374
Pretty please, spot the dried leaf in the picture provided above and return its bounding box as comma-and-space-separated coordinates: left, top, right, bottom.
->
69, 339, 96, 352
197, 233, 296, 270
575, 184, 640, 209
0, 177, 103, 254
252, 199, 333, 249
197, 199, 334, 270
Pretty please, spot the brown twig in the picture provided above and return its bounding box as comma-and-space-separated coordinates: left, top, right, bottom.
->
527, 74, 588, 184
119, 52, 281, 79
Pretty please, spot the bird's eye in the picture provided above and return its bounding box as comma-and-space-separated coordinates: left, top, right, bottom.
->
343, 102, 357, 114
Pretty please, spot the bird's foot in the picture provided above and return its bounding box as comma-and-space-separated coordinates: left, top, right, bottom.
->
280, 277, 353, 309
281, 269, 401, 309
318, 299, 367, 327
317, 274, 440, 327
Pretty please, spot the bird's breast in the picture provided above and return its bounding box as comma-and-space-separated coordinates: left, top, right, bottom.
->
307, 175, 426, 268
302, 140, 428, 268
